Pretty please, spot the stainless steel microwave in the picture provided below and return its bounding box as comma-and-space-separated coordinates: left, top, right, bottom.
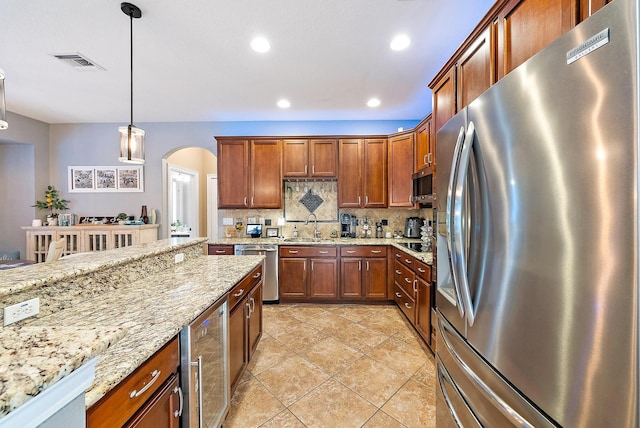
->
412, 170, 433, 205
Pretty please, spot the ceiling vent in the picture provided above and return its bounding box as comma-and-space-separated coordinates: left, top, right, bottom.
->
51, 53, 105, 71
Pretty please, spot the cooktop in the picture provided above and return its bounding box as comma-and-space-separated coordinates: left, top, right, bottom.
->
401, 242, 431, 253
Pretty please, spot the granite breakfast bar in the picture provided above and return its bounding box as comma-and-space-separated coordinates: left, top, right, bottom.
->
0, 237, 264, 426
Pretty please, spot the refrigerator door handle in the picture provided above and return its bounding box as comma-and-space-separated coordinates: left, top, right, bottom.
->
446, 125, 468, 318
437, 357, 481, 427
453, 121, 477, 326
438, 318, 536, 428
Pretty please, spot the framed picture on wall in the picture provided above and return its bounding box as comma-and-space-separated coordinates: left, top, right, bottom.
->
266, 227, 279, 237
68, 167, 95, 192
117, 166, 144, 192
95, 168, 117, 191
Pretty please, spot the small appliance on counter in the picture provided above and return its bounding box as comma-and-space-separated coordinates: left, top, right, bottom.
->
340, 213, 357, 238
404, 217, 423, 238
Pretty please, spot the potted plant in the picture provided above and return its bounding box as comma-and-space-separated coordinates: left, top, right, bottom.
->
33, 185, 70, 225
116, 212, 129, 225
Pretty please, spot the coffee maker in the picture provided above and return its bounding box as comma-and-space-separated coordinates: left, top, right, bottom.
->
340, 213, 357, 238
404, 217, 423, 238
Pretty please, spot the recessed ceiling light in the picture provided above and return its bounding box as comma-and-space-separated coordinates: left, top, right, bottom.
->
277, 99, 290, 108
367, 98, 381, 108
390, 35, 411, 51
251, 37, 271, 53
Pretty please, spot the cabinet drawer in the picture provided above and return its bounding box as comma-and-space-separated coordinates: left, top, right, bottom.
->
415, 259, 431, 281
87, 337, 179, 428
208, 244, 234, 255
340, 246, 387, 258
394, 260, 416, 297
279, 246, 337, 258
229, 264, 263, 310
394, 249, 416, 268
394, 284, 416, 324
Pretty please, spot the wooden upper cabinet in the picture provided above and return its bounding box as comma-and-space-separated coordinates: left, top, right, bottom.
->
283, 138, 337, 178
250, 140, 282, 208
432, 67, 456, 134
457, 25, 496, 110
497, 0, 574, 79
388, 132, 415, 208
309, 139, 337, 177
218, 139, 250, 208
338, 139, 364, 208
362, 138, 388, 208
282, 139, 309, 177
578, 0, 612, 22
414, 115, 433, 172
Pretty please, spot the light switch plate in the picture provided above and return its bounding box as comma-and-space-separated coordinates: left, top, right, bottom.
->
223, 217, 233, 226
4, 297, 40, 326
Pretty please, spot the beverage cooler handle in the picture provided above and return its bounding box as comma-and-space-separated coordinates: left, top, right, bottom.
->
446, 126, 468, 318
453, 122, 477, 326
190, 356, 204, 427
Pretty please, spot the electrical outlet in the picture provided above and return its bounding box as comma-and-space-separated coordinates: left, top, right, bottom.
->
175, 253, 185, 263
223, 217, 233, 226
4, 297, 40, 326
381, 219, 388, 226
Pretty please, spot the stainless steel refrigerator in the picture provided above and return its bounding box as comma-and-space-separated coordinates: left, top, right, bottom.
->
435, 0, 638, 426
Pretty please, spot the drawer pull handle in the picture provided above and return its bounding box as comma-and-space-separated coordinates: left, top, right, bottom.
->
215, 250, 226, 253
404, 303, 412, 310
253, 272, 262, 278
370, 250, 382, 254
395, 292, 402, 298
418, 268, 426, 273
346, 250, 356, 254
404, 278, 411, 284
395, 270, 402, 275
288, 250, 299, 254
396, 253, 401, 258
405, 259, 412, 264
234, 288, 244, 297
174, 386, 183, 417
130, 369, 161, 398
319, 250, 329, 254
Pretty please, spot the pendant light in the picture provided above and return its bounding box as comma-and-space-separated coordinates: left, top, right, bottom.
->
119, 2, 144, 164
0, 69, 7, 130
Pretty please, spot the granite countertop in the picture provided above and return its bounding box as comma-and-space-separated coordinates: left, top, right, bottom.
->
210, 237, 433, 265
26, 254, 264, 408
0, 326, 127, 417
0, 237, 205, 300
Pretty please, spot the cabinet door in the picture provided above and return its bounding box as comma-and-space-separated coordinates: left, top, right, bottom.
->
363, 138, 388, 208
388, 133, 414, 208
340, 258, 363, 299
218, 139, 249, 208
229, 302, 247, 392
207, 244, 234, 255
310, 139, 338, 177
432, 67, 456, 134
578, 0, 611, 22
247, 284, 263, 360
414, 116, 432, 172
309, 258, 338, 299
279, 258, 308, 298
250, 140, 282, 208
416, 277, 432, 345
283, 139, 309, 177
338, 139, 363, 208
364, 258, 388, 299
125, 375, 180, 428
457, 26, 495, 110
497, 0, 574, 79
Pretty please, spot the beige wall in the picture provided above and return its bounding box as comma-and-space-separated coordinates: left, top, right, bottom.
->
167, 147, 216, 237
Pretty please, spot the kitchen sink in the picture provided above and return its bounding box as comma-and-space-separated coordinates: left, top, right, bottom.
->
282, 237, 334, 243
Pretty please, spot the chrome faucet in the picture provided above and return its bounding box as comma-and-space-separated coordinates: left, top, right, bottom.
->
305, 213, 320, 238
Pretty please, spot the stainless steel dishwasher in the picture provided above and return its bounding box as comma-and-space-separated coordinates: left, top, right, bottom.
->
234, 244, 278, 303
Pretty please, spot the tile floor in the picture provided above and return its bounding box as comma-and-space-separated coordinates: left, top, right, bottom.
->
223, 303, 436, 428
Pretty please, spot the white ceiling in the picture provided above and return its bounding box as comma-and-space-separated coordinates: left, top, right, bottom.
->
0, 0, 494, 125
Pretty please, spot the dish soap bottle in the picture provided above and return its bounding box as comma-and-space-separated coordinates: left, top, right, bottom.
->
293, 226, 298, 238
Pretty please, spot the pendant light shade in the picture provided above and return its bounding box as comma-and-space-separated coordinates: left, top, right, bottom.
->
0, 69, 7, 130
119, 2, 145, 164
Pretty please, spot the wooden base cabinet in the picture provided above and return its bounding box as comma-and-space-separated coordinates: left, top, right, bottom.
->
124, 375, 181, 428
208, 244, 235, 255
339, 246, 388, 300
279, 246, 338, 301
228, 265, 263, 395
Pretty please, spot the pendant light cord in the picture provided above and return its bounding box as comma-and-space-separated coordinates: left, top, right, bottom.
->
129, 10, 134, 127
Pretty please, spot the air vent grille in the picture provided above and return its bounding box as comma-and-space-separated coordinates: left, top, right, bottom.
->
51, 53, 104, 71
